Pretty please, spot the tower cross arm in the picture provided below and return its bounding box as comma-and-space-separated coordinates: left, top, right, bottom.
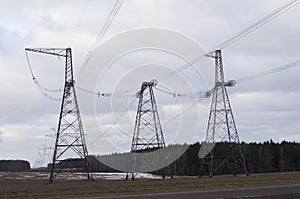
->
25, 48, 69, 57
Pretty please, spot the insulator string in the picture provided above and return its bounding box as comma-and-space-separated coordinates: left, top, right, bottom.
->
25, 50, 62, 101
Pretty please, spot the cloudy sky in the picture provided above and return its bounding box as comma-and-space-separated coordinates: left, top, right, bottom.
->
1, 0, 300, 167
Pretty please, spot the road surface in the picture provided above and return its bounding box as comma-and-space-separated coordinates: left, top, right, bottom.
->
95, 184, 300, 199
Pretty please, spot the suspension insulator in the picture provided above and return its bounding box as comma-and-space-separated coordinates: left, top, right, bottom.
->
135, 91, 141, 98
204, 91, 211, 98
224, 80, 236, 87
150, 79, 158, 87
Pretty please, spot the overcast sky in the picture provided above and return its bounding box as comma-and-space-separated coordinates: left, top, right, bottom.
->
0, 0, 300, 167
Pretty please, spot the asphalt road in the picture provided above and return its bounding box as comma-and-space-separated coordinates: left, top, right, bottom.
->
96, 184, 300, 199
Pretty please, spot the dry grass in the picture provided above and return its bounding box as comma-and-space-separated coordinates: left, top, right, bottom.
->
0, 171, 300, 198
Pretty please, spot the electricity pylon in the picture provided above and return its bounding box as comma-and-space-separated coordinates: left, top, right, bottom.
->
200, 50, 248, 177
129, 80, 166, 180
25, 48, 93, 182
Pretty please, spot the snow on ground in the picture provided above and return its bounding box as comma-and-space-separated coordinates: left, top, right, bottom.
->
0, 172, 162, 180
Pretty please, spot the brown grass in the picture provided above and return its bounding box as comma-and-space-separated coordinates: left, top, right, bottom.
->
0, 171, 300, 198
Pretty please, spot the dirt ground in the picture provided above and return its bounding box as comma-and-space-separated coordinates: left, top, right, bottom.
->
0, 171, 300, 198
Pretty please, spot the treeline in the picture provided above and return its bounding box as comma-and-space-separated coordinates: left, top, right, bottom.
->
162, 140, 300, 176
0, 160, 31, 172
244, 140, 300, 173
52, 140, 300, 176
47, 157, 118, 172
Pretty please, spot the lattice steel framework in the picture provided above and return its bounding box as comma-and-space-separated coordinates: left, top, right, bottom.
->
128, 81, 166, 180
25, 48, 93, 182
200, 50, 248, 177
131, 81, 166, 152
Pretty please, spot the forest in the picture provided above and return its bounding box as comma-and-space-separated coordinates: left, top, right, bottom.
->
47, 140, 300, 176
91, 140, 300, 176
162, 140, 300, 176
0, 160, 31, 172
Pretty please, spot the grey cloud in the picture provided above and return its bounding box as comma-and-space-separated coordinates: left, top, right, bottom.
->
0, 0, 300, 166
0, 131, 3, 143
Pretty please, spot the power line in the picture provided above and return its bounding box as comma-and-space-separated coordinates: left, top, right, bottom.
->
154, 85, 209, 99
25, 50, 35, 80
154, 86, 176, 97
76, 86, 136, 98
25, 0, 299, 100
81, 0, 124, 67
159, 0, 300, 81
157, 58, 300, 99
236, 59, 300, 83
25, 1, 124, 101
159, 55, 206, 82
77, 57, 300, 100
76, 86, 99, 95
212, 0, 300, 52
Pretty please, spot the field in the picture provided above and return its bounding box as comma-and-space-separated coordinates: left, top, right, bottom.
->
0, 171, 300, 198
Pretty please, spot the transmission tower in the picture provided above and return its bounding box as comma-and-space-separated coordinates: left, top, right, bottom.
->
129, 80, 166, 180
200, 50, 248, 177
25, 48, 93, 182
34, 135, 53, 169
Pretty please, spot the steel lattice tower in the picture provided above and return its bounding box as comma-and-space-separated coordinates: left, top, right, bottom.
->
131, 80, 166, 152
25, 48, 93, 182
128, 80, 166, 180
200, 50, 248, 177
